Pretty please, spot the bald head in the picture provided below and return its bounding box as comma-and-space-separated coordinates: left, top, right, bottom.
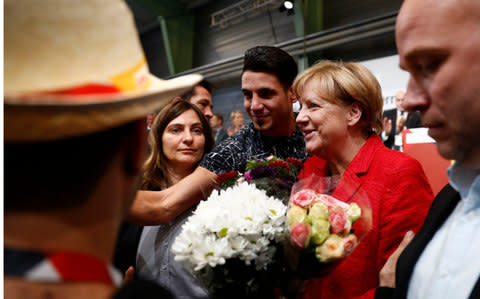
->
396, 0, 480, 167
395, 90, 405, 111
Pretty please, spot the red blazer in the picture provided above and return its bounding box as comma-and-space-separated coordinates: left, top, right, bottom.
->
298, 134, 434, 299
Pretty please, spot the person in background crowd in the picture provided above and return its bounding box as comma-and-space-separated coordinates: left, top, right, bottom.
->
293, 60, 434, 299
4, 0, 202, 298
210, 113, 229, 146
179, 79, 214, 121
382, 89, 422, 150
227, 109, 245, 136
136, 101, 214, 298
126, 46, 308, 227
146, 112, 157, 131
375, 0, 480, 298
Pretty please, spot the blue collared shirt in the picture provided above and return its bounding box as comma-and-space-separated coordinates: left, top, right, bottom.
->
408, 162, 480, 299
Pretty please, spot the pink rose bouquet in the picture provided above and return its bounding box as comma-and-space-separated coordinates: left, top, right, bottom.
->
285, 175, 372, 277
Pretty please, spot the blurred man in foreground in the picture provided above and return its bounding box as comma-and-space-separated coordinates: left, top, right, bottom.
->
4, 0, 201, 298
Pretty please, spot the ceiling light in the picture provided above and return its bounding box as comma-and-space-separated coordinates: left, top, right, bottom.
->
283, 1, 293, 10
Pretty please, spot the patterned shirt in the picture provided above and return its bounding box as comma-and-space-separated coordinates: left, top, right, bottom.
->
200, 122, 308, 174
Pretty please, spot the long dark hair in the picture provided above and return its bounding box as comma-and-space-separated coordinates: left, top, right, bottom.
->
140, 100, 214, 190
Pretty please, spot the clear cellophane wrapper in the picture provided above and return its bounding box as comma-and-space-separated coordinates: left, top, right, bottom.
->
284, 174, 372, 278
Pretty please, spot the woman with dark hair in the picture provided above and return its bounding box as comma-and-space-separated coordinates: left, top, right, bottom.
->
115, 100, 214, 298
293, 60, 434, 299
135, 100, 214, 298
141, 100, 214, 190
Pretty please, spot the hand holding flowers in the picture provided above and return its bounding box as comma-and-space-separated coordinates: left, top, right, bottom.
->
172, 182, 287, 298
173, 156, 304, 298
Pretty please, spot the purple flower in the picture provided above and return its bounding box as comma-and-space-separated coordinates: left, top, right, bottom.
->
249, 166, 278, 179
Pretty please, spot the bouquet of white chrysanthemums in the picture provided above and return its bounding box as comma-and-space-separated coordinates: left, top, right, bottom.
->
172, 182, 287, 298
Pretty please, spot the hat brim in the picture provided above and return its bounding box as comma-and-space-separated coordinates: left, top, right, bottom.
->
5, 73, 203, 142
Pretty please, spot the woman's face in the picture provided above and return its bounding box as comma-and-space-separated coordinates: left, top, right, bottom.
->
162, 109, 206, 169
296, 80, 351, 158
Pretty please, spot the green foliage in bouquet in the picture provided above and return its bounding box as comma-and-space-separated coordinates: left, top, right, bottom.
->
217, 156, 304, 203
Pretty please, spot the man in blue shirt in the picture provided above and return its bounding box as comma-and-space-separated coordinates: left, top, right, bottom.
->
375, 0, 480, 298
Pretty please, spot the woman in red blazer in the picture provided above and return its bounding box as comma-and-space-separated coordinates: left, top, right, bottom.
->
292, 60, 434, 299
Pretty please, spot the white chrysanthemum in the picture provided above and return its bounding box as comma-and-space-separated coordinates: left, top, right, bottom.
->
172, 182, 287, 273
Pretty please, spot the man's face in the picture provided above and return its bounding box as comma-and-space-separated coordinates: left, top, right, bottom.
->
396, 0, 480, 167
242, 71, 294, 137
209, 115, 221, 129
395, 90, 405, 112
189, 85, 213, 120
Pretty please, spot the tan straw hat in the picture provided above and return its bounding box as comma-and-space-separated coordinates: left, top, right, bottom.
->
4, 0, 202, 142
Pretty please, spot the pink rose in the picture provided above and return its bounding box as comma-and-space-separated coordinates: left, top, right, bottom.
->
244, 170, 252, 182
290, 222, 311, 249
328, 208, 350, 235
316, 194, 349, 210
292, 190, 317, 208
343, 234, 358, 256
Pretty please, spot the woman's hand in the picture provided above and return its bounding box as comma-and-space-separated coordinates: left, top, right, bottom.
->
123, 266, 135, 285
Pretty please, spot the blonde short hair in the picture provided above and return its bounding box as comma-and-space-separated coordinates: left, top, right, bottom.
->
293, 60, 384, 135
230, 110, 243, 121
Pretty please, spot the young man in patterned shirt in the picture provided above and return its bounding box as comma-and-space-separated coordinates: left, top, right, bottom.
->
128, 46, 308, 226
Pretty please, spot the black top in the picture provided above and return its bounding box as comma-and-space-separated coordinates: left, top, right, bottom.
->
113, 279, 173, 299
200, 122, 308, 174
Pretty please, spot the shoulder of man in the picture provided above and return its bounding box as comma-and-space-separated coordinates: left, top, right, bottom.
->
199, 124, 256, 173
383, 108, 396, 118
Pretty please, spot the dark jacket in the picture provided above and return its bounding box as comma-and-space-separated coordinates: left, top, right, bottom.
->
375, 184, 480, 299
383, 109, 422, 149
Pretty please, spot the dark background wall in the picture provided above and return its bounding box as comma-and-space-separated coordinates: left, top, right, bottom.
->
127, 0, 402, 129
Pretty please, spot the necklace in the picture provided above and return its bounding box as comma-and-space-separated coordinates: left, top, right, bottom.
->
4, 247, 123, 287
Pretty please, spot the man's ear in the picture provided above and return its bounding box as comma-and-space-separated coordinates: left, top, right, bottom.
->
172, 96, 183, 103
347, 102, 363, 126
287, 87, 297, 103
125, 118, 148, 176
